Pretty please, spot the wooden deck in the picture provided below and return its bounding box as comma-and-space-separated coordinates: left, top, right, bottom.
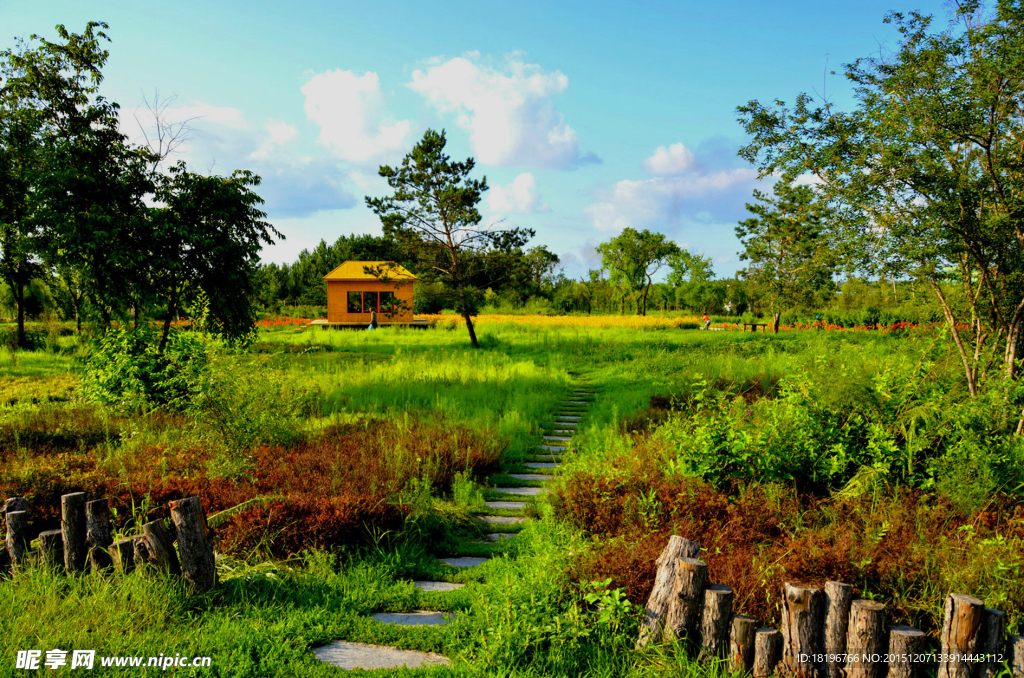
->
309, 319, 433, 329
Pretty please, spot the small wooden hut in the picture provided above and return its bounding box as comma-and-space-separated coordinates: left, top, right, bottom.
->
323, 261, 417, 325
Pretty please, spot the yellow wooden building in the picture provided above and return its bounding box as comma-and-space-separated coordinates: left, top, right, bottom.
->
322, 261, 417, 324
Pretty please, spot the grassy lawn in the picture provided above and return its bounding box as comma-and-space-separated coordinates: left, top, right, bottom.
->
0, 319, 1020, 676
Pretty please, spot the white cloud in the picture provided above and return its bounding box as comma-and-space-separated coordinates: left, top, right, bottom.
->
643, 143, 697, 176
250, 118, 299, 159
119, 99, 355, 218
301, 69, 413, 164
487, 173, 550, 214
409, 53, 597, 169
585, 168, 759, 233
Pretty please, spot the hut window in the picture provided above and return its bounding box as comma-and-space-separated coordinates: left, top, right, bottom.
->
347, 291, 362, 314
363, 291, 379, 313
380, 291, 396, 314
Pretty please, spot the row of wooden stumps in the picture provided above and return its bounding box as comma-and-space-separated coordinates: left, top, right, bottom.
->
636, 536, 1024, 678
2, 493, 217, 592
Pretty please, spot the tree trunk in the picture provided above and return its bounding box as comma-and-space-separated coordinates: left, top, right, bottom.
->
61, 492, 87, 574
772, 311, 781, 334
642, 282, 651, 316
823, 581, 852, 678
456, 282, 479, 349
754, 628, 782, 678
888, 625, 926, 678
665, 557, 707, 650
730, 616, 757, 673
978, 607, 1007, 678
780, 582, 824, 678
636, 536, 701, 648
938, 593, 984, 678
845, 599, 886, 678
15, 281, 26, 346
700, 584, 734, 660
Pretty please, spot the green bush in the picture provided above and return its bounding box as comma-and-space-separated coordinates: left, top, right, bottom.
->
79, 328, 210, 411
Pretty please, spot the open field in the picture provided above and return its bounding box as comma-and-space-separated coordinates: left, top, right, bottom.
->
0, 318, 1021, 676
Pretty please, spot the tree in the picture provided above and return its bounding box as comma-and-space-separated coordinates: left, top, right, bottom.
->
735, 178, 834, 333
667, 250, 720, 312
0, 107, 41, 345
367, 129, 531, 348
1, 21, 156, 327
596, 228, 679, 315
149, 162, 281, 351
737, 1, 1024, 394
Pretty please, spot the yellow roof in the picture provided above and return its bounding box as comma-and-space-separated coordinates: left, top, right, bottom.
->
322, 261, 418, 281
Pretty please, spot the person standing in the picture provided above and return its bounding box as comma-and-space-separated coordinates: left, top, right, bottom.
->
702, 313, 711, 330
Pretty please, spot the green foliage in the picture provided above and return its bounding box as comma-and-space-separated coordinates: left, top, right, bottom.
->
597, 228, 680, 316
79, 327, 209, 412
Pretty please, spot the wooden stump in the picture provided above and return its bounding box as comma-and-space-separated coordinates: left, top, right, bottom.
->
1008, 635, 1024, 678
61, 492, 87, 573
2, 497, 28, 516
139, 520, 181, 574
938, 593, 983, 678
86, 499, 113, 572
169, 497, 217, 592
636, 536, 700, 647
730, 615, 757, 673
38, 529, 64, 572
888, 625, 927, 678
754, 628, 782, 678
977, 607, 1007, 678
700, 584, 734, 660
823, 581, 852, 678
845, 599, 886, 678
664, 557, 707, 649
113, 537, 135, 574
780, 583, 824, 678
5, 509, 29, 568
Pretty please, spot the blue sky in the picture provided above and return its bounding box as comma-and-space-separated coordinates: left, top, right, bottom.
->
2, 0, 948, 278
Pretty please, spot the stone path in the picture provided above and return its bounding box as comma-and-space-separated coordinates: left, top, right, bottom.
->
314, 373, 600, 671
313, 641, 450, 670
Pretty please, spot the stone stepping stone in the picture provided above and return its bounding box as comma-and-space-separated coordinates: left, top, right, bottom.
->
556, 415, 581, 421
485, 500, 526, 510
525, 462, 558, 469
539, 444, 566, 451
496, 487, 543, 496
413, 581, 464, 592
509, 473, 553, 481
372, 610, 452, 626
543, 435, 571, 441
568, 400, 587, 404
442, 556, 490, 568
314, 641, 450, 670
481, 515, 525, 524
485, 532, 514, 541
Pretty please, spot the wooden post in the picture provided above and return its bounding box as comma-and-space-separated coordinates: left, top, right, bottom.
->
700, 584, 734, 660
754, 628, 782, 678
780, 583, 823, 678
888, 625, 927, 678
3, 497, 28, 516
113, 537, 135, 574
38, 529, 64, 572
977, 608, 1007, 678
665, 557, 707, 649
730, 615, 757, 673
845, 599, 886, 678
86, 499, 113, 572
138, 519, 181, 574
938, 593, 984, 678
169, 497, 217, 592
6, 509, 29, 568
637, 536, 700, 647
61, 492, 87, 573
1009, 635, 1024, 678
823, 581, 852, 678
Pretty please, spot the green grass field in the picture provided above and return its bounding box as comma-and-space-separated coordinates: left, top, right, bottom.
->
0, 320, 1020, 676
